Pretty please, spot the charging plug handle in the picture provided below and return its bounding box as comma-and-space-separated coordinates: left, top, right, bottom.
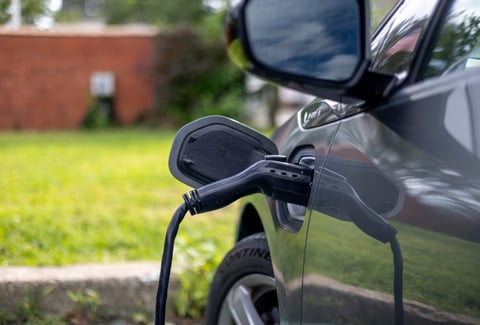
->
183, 159, 313, 215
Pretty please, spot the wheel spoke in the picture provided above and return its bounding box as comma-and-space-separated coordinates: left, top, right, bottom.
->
227, 284, 264, 325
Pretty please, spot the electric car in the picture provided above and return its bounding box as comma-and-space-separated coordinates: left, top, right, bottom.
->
171, 0, 480, 324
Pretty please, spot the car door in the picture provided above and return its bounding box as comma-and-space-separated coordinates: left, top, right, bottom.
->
264, 108, 338, 324
301, 0, 480, 324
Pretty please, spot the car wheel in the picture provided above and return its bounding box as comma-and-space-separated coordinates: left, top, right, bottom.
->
205, 233, 279, 325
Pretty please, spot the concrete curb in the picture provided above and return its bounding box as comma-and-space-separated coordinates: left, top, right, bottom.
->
1, 263, 478, 325
0, 262, 181, 323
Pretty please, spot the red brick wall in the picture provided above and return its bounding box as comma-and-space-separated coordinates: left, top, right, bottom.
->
0, 28, 156, 129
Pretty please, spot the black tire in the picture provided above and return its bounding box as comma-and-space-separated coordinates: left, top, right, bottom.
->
205, 233, 279, 325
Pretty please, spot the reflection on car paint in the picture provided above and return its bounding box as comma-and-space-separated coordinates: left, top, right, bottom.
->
300, 98, 364, 129
299, 72, 480, 323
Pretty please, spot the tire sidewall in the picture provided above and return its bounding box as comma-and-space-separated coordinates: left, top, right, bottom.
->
205, 233, 274, 325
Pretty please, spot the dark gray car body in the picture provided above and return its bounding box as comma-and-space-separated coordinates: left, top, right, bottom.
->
234, 0, 480, 323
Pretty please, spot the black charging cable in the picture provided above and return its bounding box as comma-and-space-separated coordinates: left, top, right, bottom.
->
155, 202, 188, 325
390, 237, 404, 325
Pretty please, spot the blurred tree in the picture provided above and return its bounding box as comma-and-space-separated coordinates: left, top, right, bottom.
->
0, 0, 49, 24
57, 0, 218, 27
154, 27, 245, 126
424, 12, 480, 78
0, 1, 9, 23
54, 0, 95, 22
104, 0, 205, 26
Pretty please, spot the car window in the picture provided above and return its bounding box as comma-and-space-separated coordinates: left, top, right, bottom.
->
421, 0, 480, 79
371, 0, 437, 79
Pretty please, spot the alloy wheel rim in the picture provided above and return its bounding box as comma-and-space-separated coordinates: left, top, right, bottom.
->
218, 273, 278, 325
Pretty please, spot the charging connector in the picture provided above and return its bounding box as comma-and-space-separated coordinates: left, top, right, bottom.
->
183, 157, 313, 215
155, 157, 313, 325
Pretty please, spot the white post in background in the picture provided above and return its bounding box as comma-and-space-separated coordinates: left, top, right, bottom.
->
10, 0, 21, 29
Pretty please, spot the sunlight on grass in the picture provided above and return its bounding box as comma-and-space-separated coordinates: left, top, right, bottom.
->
0, 130, 237, 266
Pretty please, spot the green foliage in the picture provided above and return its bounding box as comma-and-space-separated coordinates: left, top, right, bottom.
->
58, 0, 213, 27
66, 289, 103, 323
0, 0, 9, 24
173, 228, 226, 319
0, 289, 64, 325
0, 0, 49, 24
67, 289, 101, 316
82, 98, 114, 129
12, 296, 42, 324
53, 0, 83, 23
129, 304, 153, 325
103, 0, 206, 27
424, 12, 480, 78
154, 27, 246, 127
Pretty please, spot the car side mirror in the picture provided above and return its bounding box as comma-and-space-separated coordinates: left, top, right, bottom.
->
225, 0, 371, 102
169, 115, 278, 188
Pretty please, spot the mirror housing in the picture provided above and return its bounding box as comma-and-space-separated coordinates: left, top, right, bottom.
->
226, 0, 372, 102
169, 115, 278, 188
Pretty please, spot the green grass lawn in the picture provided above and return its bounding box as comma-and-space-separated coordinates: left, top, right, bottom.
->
0, 130, 237, 266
